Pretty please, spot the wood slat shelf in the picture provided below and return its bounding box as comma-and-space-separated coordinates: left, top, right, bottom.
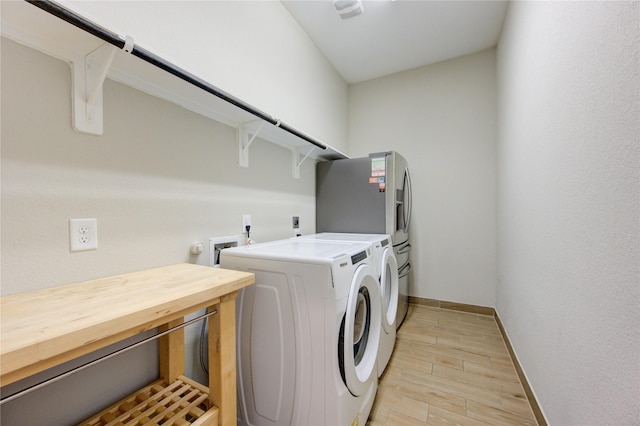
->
80, 376, 216, 426
0, 263, 254, 426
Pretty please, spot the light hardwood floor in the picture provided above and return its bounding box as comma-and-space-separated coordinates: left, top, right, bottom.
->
367, 304, 538, 426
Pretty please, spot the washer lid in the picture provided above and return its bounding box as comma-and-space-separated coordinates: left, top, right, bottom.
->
301, 233, 391, 245
222, 239, 371, 264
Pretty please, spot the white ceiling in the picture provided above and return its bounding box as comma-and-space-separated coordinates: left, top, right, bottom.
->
282, 0, 509, 84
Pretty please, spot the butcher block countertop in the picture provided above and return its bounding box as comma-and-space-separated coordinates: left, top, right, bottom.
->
0, 263, 254, 386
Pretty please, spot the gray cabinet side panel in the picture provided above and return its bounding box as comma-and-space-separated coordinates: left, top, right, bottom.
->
316, 158, 386, 234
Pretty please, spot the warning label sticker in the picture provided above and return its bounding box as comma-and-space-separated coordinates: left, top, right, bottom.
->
371, 157, 386, 177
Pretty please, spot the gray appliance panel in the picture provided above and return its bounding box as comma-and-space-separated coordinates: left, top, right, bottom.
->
316, 157, 386, 234
316, 151, 411, 329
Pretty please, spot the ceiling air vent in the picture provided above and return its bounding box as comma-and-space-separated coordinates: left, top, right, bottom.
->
332, 0, 364, 19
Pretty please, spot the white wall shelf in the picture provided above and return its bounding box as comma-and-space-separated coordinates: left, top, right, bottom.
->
0, 1, 347, 177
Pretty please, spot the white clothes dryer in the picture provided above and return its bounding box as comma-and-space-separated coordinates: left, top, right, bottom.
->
297, 233, 398, 377
220, 239, 382, 426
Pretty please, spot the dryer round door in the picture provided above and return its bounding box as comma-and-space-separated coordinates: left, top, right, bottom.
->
380, 248, 399, 333
339, 264, 381, 397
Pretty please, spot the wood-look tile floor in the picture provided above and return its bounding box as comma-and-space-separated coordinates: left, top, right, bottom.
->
367, 304, 538, 426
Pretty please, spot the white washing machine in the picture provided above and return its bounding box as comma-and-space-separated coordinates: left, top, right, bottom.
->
297, 233, 398, 377
220, 238, 382, 426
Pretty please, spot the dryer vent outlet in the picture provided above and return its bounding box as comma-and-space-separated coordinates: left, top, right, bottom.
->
209, 235, 241, 267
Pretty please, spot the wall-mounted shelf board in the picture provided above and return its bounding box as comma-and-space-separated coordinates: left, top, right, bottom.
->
0, 1, 348, 175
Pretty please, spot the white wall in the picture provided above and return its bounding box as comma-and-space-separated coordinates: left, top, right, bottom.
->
349, 50, 497, 308
496, 1, 639, 424
59, 0, 349, 152
1, 38, 317, 296
0, 34, 319, 424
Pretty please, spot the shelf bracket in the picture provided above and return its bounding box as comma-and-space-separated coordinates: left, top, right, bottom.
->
71, 36, 134, 135
292, 146, 316, 179
238, 120, 267, 167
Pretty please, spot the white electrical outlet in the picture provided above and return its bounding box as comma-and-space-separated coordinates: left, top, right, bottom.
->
242, 215, 251, 233
69, 218, 98, 252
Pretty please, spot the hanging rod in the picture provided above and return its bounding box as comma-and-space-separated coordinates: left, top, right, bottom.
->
0, 308, 217, 406
25, 0, 328, 151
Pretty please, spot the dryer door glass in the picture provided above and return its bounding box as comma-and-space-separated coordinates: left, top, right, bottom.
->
380, 248, 399, 333
352, 287, 369, 366
339, 264, 381, 397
